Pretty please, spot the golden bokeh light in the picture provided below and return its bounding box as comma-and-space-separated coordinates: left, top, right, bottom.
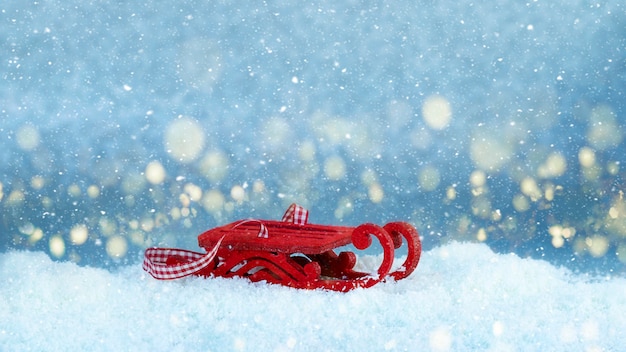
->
16, 124, 41, 151
470, 132, 514, 171
252, 180, 265, 194
230, 185, 246, 202
145, 160, 166, 185
418, 165, 441, 192
87, 185, 100, 199
164, 116, 206, 163
199, 150, 229, 182
585, 236, 609, 258
578, 147, 596, 168
334, 196, 353, 220
368, 183, 384, 204
70, 224, 89, 245
106, 235, 128, 258
422, 95, 452, 130
520, 177, 542, 201
49, 235, 65, 258
179, 193, 191, 208
98, 217, 117, 237
31, 176, 45, 190
470, 170, 486, 188
446, 186, 457, 201
548, 225, 576, 249
512, 194, 530, 212
67, 183, 81, 197
537, 152, 567, 178
6, 190, 25, 206
184, 183, 203, 202
477, 228, 487, 242
298, 140, 317, 162
607, 161, 619, 176
202, 189, 225, 213
30, 228, 44, 244
324, 155, 346, 181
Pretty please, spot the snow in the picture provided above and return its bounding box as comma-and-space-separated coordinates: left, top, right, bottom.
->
2, 244, 625, 351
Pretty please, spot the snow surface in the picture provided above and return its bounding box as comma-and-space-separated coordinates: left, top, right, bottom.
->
2, 243, 625, 351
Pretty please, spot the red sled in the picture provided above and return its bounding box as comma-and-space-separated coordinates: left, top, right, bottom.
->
143, 204, 421, 292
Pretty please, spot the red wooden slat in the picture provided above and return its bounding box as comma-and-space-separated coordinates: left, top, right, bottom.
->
198, 220, 355, 254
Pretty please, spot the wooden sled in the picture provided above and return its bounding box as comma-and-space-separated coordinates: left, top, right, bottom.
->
143, 204, 421, 292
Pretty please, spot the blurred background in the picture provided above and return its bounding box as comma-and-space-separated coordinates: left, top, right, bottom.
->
1, 1, 624, 273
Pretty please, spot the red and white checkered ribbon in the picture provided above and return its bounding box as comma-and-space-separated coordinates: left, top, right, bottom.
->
143, 236, 223, 280
281, 203, 309, 225
143, 203, 309, 280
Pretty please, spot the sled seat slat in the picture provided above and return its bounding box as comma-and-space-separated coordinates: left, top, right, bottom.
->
198, 220, 355, 254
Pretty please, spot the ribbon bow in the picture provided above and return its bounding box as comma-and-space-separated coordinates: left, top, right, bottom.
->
281, 203, 309, 225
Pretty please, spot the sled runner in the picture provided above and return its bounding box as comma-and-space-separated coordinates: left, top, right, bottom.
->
143, 204, 421, 292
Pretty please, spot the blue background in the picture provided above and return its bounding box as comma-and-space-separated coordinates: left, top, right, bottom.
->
1, 1, 625, 273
